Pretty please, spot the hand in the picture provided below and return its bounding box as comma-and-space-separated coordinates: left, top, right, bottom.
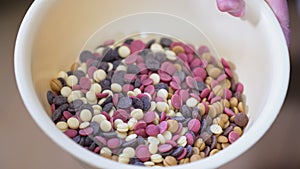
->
216, 0, 290, 45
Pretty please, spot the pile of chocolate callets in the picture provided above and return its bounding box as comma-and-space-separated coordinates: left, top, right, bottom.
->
47, 36, 249, 167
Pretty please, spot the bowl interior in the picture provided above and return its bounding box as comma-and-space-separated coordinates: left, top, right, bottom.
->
15, 0, 289, 169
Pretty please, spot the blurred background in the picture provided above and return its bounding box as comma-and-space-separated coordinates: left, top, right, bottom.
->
0, 0, 299, 169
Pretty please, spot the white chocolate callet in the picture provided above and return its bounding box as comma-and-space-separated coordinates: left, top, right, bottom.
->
156, 89, 168, 99
91, 114, 107, 124
90, 83, 102, 94
150, 43, 164, 53
130, 109, 144, 120
118, 46, 131, 58
56, 121, 68, 131
79, 121, 90, 129
60, 86, 72, 97
93, 69, 107, 82
165, 50, 177, 61
149, 73, 160, 85
100, 120, 112, 132
111, 83, 122, 93
80, 109, 92, 122
66, 75, 78, 87
186, 97, 199, 107
67, 117, 80, 129
210, 124, 223, 134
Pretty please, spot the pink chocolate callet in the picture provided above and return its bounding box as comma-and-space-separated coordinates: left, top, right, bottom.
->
136, 93, 148, 99
177, 148, 187, 161
137, 63, 148, 74
63, 111, 73, 120
122, 84, 134, 93
134, 120, 147, 130
112, 109, 129, 122
144, 111, 156, 124
141, 78, 154, 86
235, 82, 244, 93
158, 144, 173, 153
166, 140, 178, 147
101, 111, 110, 121
208, 91, 214, 101
175, 123, 183, 135
86, 58, 94, 67
170, 81, 181, 90
221, 58, 230, 68
80, 89, 88, 94
197, 45, 210, 56
190, 93, 201, 101
135, 128, 147, 138
79, 127, 94, 136
217, 74, 227, 82
192, 67, 207, 80
172, 76, 181, 85
107, 138, 121, 149
160, 112, 166, 122
113, 93, 119, 106
177, 53, 188, 62
146, 124, 160, 136
202, 101, 209, 113
225, 68, 233, 78
93, 52, 101, 58
144, 85, 155, 95
159, 121, 168, 134
124, 53, 137, 65
103, 39, 115, 46
124, 74, 137, 81
185, 133, 194, 145
72, 85, 81, 91
51, 104, 55, 112
130, 40, 146, 53
96, 92, 109, 99
94, 136, 107, 145
187, 54, 194, 64
158, 71, 172, 82
140, 74, 148, 82
185, 44, 195, 54
224, 107, 235, 117
88, 66, 97, 78
188, 119, 201, 134
93, 146, 101, 153
136, 145, 151, 162
211, 96, 221, 104
136, 55, 144, 64
224, 89, 233, 100
165, 64, 176, 75
190, 58, 202, 68
160, 62, 172, 72
64, 129, 78, 138
210, 80, 219, 89
228, 131, 240, 143
186, 76, 195, 89
171, 94, 182, 109
179, 89, 189, 102
200, 88, 210, 99
171, 134, 180, 142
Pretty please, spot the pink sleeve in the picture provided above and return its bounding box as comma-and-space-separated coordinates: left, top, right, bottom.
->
216, 0, 290, 45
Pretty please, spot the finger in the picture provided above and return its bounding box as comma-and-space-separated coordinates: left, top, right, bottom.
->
216, 0, 246, 17
265, 0, 290, 45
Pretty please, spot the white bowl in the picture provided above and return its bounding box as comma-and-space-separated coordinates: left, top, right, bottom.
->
14, 0, 289, 169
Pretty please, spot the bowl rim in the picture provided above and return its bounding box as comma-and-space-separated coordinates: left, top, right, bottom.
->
14, 0, 290, 169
